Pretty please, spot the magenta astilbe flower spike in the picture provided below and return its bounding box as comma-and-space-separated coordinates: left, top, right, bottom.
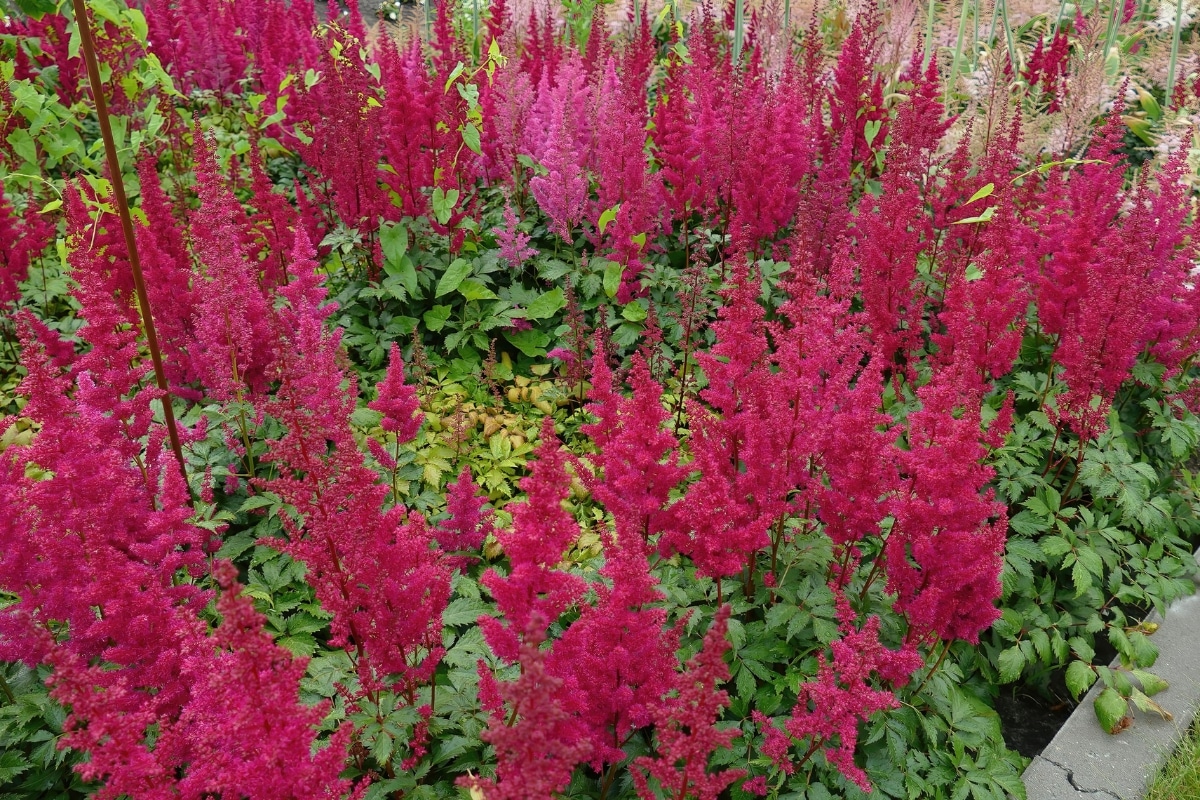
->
370, 342, 424, 443
633, 606, 745, 800
459, 616, 592, 800
189, 134, 276, 401
478, 418, 588, 662
258, 234, 450, 699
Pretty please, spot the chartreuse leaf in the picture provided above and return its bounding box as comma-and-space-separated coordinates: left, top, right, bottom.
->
1094, 688, 1130, 734
603, 260, 624, 298
1131, 669, 1169, 696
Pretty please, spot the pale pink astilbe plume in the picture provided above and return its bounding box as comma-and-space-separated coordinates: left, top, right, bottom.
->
482, 58, 536, 185
493, 204, 539, 268
257, 234, 450, 699
189, 135, 276, 401
589, 58, 657, 299
528, 55, 592, 241
370, 342, 424, 443
633, 606, 745, 800
757, 617, 922, 791
459, 616, 592, 800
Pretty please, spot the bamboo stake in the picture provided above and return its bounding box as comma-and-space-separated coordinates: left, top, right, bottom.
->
70, 0, 189, 486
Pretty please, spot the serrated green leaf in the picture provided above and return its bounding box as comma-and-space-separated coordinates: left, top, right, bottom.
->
1129, 688, 1173, 720
997, 646, 1025, 683
423, 305, 453, 332
525, 288, 565, 319
1131, 669, 1168, 696
1094, 687, 1130, 734
1065, 661, 1097, 700
436, 258, 473, 297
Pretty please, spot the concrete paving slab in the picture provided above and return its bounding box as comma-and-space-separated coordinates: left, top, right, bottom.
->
1022, 558, 1200, 800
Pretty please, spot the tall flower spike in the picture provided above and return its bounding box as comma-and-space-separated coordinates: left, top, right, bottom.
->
370, 342, 424, 444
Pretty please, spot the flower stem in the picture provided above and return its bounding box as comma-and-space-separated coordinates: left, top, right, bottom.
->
71, 0, 188, 489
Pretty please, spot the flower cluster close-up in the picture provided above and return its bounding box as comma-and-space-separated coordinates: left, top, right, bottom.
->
1, 0, 1199, 798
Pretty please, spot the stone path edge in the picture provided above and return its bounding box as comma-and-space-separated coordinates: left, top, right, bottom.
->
1021, 549, 1200, 800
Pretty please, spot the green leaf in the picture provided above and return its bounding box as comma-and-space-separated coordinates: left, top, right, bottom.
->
1071, 559, 1093, 596
952, 206, 996, 225
1065, 661, 1097, 700
15, 0, 57, 17
443, 61, 465, 91
966, 182, 995, 205
997, 646, 1025, 683
461, 122, 482, 155
864, 118, 882, 147
457, 279, 497, 301
525, 288, 565, 319
436, 258, 473, 297
598, 204, 620, 233
380, 220, 408, 262
1129, 688, 1173, 721
423, 305, 453, 332
431, 187, 460, 225
622, 301, 648, 322
603, 260, 624, 298
1094, 687, 1130, 734
503, 329, 550, 357
1131, 669, 1169, 697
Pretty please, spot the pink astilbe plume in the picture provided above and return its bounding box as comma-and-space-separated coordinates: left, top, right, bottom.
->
1, 317, 349, 798
856, 52, 949, 369
633, 606, 745, 800
379, 39, 437, 218
528, 58, 591, 241
0, 185, 52, 307
162, 561, 354, 800
257, 233, 450, 698
135, 155, 200, 394
662, 259, 779, 580
494, 203, 539, 268
478, 418, 588, 662
758, 617, 922, 791
460, 616, 592, 800
189, 134, 276, 401
438, 466, 493, 567
370, 342, 424, 443
885, 360, 1007, 643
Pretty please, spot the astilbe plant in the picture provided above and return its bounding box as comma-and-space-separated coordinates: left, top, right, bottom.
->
0, 316, 351, 798
256, 234, 451, 701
